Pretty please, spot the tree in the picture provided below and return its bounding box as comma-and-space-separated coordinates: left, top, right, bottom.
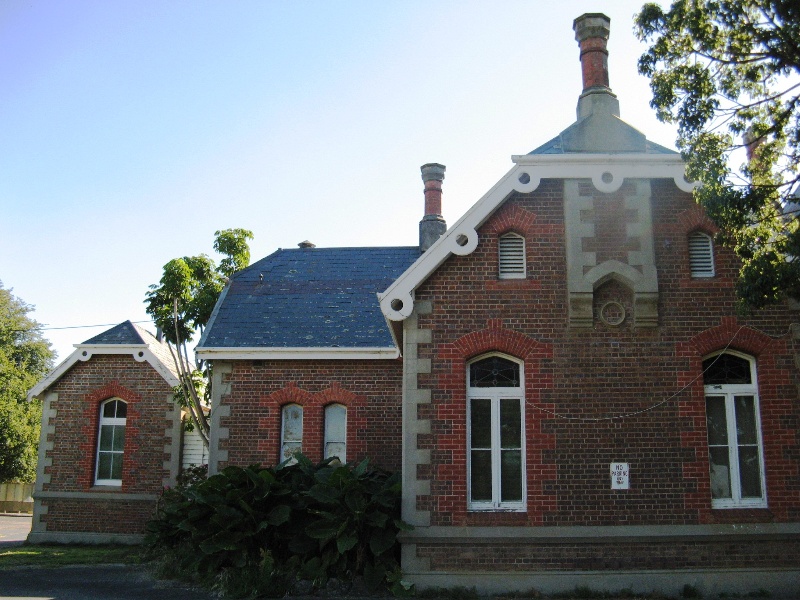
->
635, 0, 800, 309
145, 229, 253, 446
0, 281, 55, 482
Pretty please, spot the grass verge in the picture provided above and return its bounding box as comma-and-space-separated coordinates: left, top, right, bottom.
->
0, 544, 142, 569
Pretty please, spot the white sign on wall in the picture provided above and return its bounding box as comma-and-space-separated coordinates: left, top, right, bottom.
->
610, 462, 630, 490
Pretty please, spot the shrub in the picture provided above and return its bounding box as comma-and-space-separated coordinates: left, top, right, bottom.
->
145, 455, 409, 596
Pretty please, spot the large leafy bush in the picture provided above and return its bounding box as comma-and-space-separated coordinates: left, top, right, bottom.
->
145, 456, 410, 597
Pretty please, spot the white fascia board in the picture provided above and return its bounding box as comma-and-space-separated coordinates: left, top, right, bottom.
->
27, 343, 180, 400
196, 347, 401, 360
379, 153, 697, 322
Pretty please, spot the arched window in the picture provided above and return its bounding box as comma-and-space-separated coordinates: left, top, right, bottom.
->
280, 404, 303, 464
703, 352, 766, 508
95, 399, 127, 486
467, 354, 525, 511
689, 231, 715, 277
324, 404, 347, 462
499, 233, 526, 279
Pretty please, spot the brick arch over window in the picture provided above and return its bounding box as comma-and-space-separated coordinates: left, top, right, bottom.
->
431, 321, 556, 525
258, 383, 314, 460
449, 319, 550, 363
79, 382, 142, 490
679, 318, 775, 360
258, 382, 367, 465
316, 383, 366, 463
481, 202, 537, 236
677, 205, 719, 237
676, 318, 796, 523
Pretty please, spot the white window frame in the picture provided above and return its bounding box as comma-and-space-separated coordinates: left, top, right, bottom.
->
324, 404, 347, 462
467, 354, 526, 511
703, 351, 767, 509
280, 404, 303, 464
499, 233, 526, 279
689, 231, 715, 277
95, 398, 126, 486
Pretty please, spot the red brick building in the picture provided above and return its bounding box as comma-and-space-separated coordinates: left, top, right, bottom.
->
29, 12, 799, 596
26, 321, 186, 543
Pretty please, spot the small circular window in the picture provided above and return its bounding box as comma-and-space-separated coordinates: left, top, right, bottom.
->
599, 301, 626, 326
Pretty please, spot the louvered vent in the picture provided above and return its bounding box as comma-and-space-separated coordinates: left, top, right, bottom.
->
499, 234, 525, 279
688, 231, 715, 277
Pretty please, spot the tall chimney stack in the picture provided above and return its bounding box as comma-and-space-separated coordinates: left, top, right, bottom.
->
419, 163, 446, 252
573, 13, 619, 120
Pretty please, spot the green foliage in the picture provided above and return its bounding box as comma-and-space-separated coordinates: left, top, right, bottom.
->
0, 281, 54, 482
0, 398, 42, 482
145, 456, 409, 597
681, 583, 702, 599
144, 228, 253, 446
145, 228, 253, 345
635, 1, 800, 308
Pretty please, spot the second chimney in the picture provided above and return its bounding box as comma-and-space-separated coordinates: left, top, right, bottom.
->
573, 13, 620, 120
419, 163, 446, 252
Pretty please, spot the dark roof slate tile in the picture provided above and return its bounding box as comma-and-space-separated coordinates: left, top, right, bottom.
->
199, 246, 421, 349
82, 321, 149, 345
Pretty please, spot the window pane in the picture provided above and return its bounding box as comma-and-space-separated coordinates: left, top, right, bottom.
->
281, 441, 302, 462
97, 453, 113, 480
703, 354, 752, 385
99, 425, 115, 451
500, 450, 522, 502
470, 357, 520, 387
470, 399, 491, 449
709, 446, 732, 499
325, 405, 346, 442
734, 396, 758, 445
103, 401, 117, 418
282, 405, 302, 442
705, 396, 728, 445
500, 398, 521, 449
111, 425, 125, 452
325, 442, 346, 461
470, 450, 492, 501
110, 453, 124, 481
115, 401, 127, 418
738, 446, 763, 498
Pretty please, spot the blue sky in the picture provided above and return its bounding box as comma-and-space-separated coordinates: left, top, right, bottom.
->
1, 0, 675, 361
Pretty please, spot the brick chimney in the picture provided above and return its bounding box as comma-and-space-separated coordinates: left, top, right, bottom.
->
419, 163, 446, 252
573, 13, 620, 120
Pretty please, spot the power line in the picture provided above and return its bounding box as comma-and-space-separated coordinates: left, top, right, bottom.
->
38, 320, 152, 332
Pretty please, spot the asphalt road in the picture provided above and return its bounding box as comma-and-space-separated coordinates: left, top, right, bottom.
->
0, 513, 31, 548
0, 515, 218, 599
0, 564, 219, 599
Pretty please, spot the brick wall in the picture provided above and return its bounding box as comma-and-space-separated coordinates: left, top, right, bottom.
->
416, 537, 800, 572
411, 177, 800, 529
218, 359, 403, 471
41, 354, 175, 534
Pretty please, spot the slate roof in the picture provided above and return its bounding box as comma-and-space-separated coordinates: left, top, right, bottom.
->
82, 320, 151, 345
81, 320, 179, 379
529, 130, 676, 155
198, 246, 421, 349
